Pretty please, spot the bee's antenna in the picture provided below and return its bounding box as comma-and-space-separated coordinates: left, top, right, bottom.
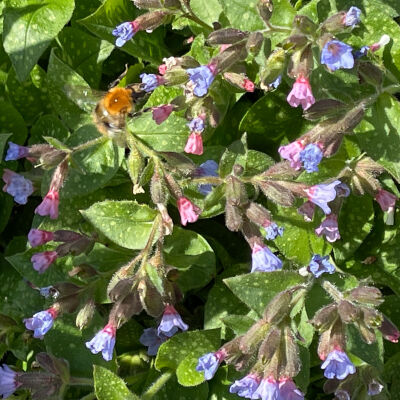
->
108, 64, 129, 89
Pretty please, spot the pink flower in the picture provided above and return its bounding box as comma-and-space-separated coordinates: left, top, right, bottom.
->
31, 251, 58, 273
28, 229, 54, 247
220, 44, 232, 53
158, 64, 167, 75
243, 79, 255, 92
35, 189, 59, 219
177, 197, 200, 226
315, 214, 341, 242
287, 76, 315, 110
184, 132, 203, 155
152, 104, 174, 125
375, 189, 396, 212
278, 140, 305, 170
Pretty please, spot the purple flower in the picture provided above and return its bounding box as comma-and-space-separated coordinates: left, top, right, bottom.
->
35, 189, 59, 219
335, 183, 350, 198
0, 364, 21, 399
251, 243, 282, 272
321, 40, 354, 71
279, 379, 304, 400
368, 379, 383, 396
2, 169, 34, 205
140, 73, 164, 92
354, 45, 369, 59
28, 229, 54, 247
4, 142, 29, 161
287, 76, 315, 110
24, 307, 58, 339
304, 180, 341, 214
196, 160, 219, 196
321, 349, 356, 380
252, 377, 280, 399
188, 116, 205, 133
264, 223, 284, 240
31, 251, 58, 273
308, 254, 335, 278
187, 65, 216, 97
344, 7, 361, 27
270, 75, 282, 89
298, 201, 315, 222
299, 143, 323, 173
278, 140, 305, 170
112, 21, 139, 47
315, 214, 341, 242
139, 328, 168, 356
86, 323, 116, 361
152, 104, 174, 125
196, 351, 225, 380
230, 374, 260, 398
158, 305, 188, 337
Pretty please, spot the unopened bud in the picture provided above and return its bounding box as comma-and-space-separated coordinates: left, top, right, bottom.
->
135, 11, 170, 31
260, 49, 285, 89
225, 201, 243, 231
355, 320, 376, 344
39, 149, 66, 169
164, 173, 183, 198
304, 99, 347, 120
321, 11, 347, 33
361, 307, 382, 329
348, 286, 383, 306
226, 175, 247, 205
150, 171, 168, 204
138, 279, 164, 317
245, 202, 271, 227
287, 44, 313, 78
246, 32, 264, 55
48, 158, 69, 192
164, 67, 190, 85
258, 180, 295, 206
311, 303, 338, 331
157, 203, 173, 235
378, 315, 400, 342
223, 72, 255, 92
317, 318, 345, 360
293, 15, 317, 35
56, 236, 93, 257
127, 143, 144, 192
257, 0, 273, 23
263, 290, 292, 324
239, 319, 269, 354
207, 28, 248, 45
76, 299, 96, 330
35, 352, 69, 382
53, 230, 82, 242
258, 326, 281, 362
133, 0, 164, 8
338, 300, 360, 323
358, 62, 383, 86
210, 42, 248, 73
284, 34, 308, 50
111, 292, 142, 324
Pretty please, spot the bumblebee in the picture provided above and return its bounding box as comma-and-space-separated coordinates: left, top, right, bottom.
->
64, 67, 148, 144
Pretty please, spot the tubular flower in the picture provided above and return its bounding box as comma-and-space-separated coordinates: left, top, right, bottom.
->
86, 323, 116, 361
112, 21, 140, 47
287, 76, 315, 110
251, 243, 283, 272
229, 374, 260, 398
321, 349, 356, 380
308, 254, 335, 278
315, 214, 341, 242
24, 307, 58, 339
186, 65, 216, 97
2, 169, 34, 205
152, 104, 174, 125
177, 197, 201, 225
28, 229, 54, 247
251, 376, 280, 400
35, 189, 59, 219
0, 364, 21, 398
184, 132, 203, 155
196, 160, 218, 196
344, 6, 361, 27
4, 142, 29, 161
140, 328, 168, 356
31, 251, 58, 273
299, 143, 323, 173
278, 140, 305, 170
196, 350, 226, 381
304, 180, 341, 214
158, 305, 188, 337
321, 40, 354, 71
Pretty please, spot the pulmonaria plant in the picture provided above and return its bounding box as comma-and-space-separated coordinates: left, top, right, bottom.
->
1, 0, 400, 398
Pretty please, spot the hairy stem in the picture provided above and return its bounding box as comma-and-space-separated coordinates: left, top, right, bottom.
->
141, 371, 173, 400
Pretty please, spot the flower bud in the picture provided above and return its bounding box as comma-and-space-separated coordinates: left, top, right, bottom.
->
358, 61, 383, 86
338, 300, 360, 323
355, 320, 376, 344
225, 201, 243, 232
257, 180, 295, 206
260, 49, 285, 89
210, 42, 248, 73
164, 173, 183, 198
311, 304, 338, 331
163, 67, 190, 85
223, 72, 255, 91
35, 352, 69, 382
150, 170, 168, 205
226, 175, 247, 205
361, 307, 382, 329
287, 44, 313, 78
52, 230, 82, 242
138, 278, 164, 317
246, 32, 264, 55
304, 99, 347, 121
263, 290, 292, 324
111, 292, 143, 324
244, 202, 271, 227
76, 299, 96, 330
207, 28, 248, 45
257, 0, 273, 23
378, 315, 400, 342
347, 286, 383, 306
133, 0, 164, 8
258, 326, 281, 362
293, 15, 317, 35
321, 11, 347, 33
317, 318, 345, 361
135, 11, 170, 31
239, 319, 270, 354
283, 34, 308, 50
127, 143, 144, 193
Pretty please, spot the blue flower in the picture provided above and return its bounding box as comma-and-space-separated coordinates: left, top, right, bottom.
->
158, 305, 188, 337
344, 7, 361, 27
187, 65, 215, 97
139, 328, 168, 356
5, 142, 29, 161
112, 21, 138, 47
279, 379, 304, 400
321, 349, 356, 380
308, 254, 335, 278
24, 308, 57, 339
196, 352, 221, 380
354, 45, 369, 59
2, 169, 34, 205
299, 143, 323, 173
229, 374, 260, 398
265, 223, 284, 240
0, 364, 20, 399
321, 40, 354, 71
251, 243, 283, 272
196, 160, 218, 196
270, 75, 282, 89
251, 377, 280, 399
304, 180, 341, 214
140, 73, 161, 92
85, 324, 116, 361
188, 117, 205, 133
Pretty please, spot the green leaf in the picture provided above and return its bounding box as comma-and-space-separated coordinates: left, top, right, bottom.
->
155, 329, 221, 386
0, 101, 27, 145
56, 27, 114, 88
355, 93, 400, 182
51, 125, 124, 198
218, 134, 248, 178
239, 92, 304, 140
79, 0, 169, 65
222, 314, 255, 335
187, 34, 213, 65
224, 271, 306, 316
333, 195, 374, 263
0, 133, 12, 159
269, 0, 296, 27
164, 227, 216, 292
81, 200, 158, 250
244, 150, 275, 176
190, 0, 222, 27
94, 365, 137, 400
3, 0, 75, 81
30, 114, 69, 145
128, 113, 189, 152
218, 0, 264, 31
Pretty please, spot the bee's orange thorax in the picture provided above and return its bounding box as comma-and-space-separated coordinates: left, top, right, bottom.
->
103, 87, 133, 115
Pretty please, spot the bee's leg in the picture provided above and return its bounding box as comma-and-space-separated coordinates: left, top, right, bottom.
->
108, 64, 129, 89
128, 107, 152, 118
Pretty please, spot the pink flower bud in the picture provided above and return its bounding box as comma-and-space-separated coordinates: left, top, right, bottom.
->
243, 78, 255, 92
152, 104, 174, 125
375, 189, 396, 212
31, 251, 58, 273
278, 140, 305, 170
184, 132, 203, 155
35, 189, 59, 219
370, 34, 390, 52
158, 64, 167, 75
177, 197, 200, 226
28, 229, 54, 247
287, 76, 315, 110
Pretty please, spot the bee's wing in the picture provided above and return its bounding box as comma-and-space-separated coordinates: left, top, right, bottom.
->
63, 85, 105, 113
